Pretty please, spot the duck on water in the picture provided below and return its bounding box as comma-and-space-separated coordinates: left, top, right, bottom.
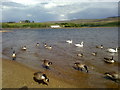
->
74, 62, 89, 73
104, 56, 116, 64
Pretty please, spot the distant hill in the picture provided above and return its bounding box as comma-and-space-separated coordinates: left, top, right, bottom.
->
45, 16, 119, 24
1, 16, 119, 28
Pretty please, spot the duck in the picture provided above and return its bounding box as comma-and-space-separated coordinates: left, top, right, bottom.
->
104, 56, 115, 64
107, 48, 118, 53
74, 41, 84, 47
43, 60, 52, 69
77, 53, 83, 57
45, 46, 52, 50
36, 43, 40, 47
104, 72, 120, 82
22, 46, 27, 51
74, 62, 88, 73
91, 52, 97, 56
66, 40, 72, 44
96, 45, 104, 49
33, 72, 49, 85
12, 51, 16, 60
44, 43, 47, 47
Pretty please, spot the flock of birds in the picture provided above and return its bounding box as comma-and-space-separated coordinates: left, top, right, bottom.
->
10, 39, 119, 86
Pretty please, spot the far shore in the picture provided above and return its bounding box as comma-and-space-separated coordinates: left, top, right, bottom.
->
0, 26, 118, 30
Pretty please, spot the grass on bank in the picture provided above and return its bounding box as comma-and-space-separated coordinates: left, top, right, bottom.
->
1, 21, 120, 28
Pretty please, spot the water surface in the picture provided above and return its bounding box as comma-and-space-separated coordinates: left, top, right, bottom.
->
2, 27, 119, 88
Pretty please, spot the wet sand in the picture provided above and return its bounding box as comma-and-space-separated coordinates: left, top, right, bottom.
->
2, 58, 77, 88
0, 30, 13, 32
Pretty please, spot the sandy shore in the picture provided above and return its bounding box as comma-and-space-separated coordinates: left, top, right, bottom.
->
0, 30, 13, 32
2, 58, 77, 88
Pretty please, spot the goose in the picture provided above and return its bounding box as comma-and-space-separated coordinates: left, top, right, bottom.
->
107, 48, 118, 53
91, 52, 97, 56
43, 60, 52, 69
104, 56, 115, 64
77, 53, 83, 57
74, 41, 84, 47
96, 45, 104, 49
104, 72, 120, 82
45, 46, 52, 50
66, 40, 72, 44
36, 43, 40, 47
74, 62, 88, 73
22, 46, 27, 51
44, 43, 47, 47
33, 72, 49, 85
12, 51, 16, 60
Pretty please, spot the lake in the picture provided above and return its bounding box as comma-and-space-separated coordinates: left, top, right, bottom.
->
2, 27, 119, 88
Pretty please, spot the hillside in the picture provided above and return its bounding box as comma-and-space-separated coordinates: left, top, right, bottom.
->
45, 16, 119, 24
1, 16, 119, 28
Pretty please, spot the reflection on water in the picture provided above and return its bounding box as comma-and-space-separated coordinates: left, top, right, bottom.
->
2, 27, 119, 88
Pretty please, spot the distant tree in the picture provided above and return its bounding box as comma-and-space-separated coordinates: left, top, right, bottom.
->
32, 21, 34, 23
7, 21, 16, 23
24, 20, 30, 23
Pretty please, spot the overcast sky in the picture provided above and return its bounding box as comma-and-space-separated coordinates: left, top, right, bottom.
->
1, 0, 119, 22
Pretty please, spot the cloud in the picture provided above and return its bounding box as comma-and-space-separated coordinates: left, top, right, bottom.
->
2, 2, 25, 7
2, 0, 118, 22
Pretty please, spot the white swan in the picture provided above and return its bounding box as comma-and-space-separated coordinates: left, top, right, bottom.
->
66, 40, 72, 44
107, 48, 118, 53
75, 41, 84, 47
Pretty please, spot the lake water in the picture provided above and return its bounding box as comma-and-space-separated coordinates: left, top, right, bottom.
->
2, 27, 119, 88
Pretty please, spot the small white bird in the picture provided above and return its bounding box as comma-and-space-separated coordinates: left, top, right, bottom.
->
75, 41, 84, 47
66, 40, 72, 44
107, 48, 118, 53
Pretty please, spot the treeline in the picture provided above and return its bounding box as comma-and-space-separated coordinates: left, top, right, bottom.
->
1, 21, 120, 28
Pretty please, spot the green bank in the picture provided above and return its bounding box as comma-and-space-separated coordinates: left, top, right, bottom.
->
1, 16, 120, 28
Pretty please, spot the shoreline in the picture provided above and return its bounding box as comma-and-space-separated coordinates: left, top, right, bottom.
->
1, 26, 118, 30
2, 58, 77, 88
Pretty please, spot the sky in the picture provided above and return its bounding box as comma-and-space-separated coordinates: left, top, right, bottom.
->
1, 0, 119, 22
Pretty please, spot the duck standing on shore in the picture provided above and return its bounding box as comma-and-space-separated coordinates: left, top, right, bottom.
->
104, 72, 120, 82
43, 60, 52, 69
12, 51, 16, 60
74, 62, 88, 73
33, 72, 49, 85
